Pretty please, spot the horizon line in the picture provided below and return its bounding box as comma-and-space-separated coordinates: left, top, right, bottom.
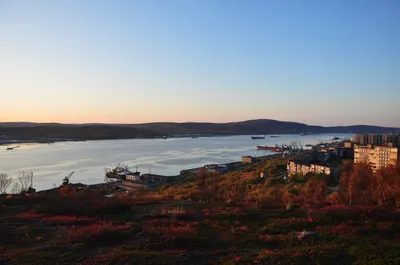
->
1, 119, 399, 128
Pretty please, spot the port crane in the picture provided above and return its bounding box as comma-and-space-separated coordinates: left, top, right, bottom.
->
62, 171, 75, 185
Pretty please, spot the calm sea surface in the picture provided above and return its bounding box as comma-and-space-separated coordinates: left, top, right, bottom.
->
0, 134, 351, 191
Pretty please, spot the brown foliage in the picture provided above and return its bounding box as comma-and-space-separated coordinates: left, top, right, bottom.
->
58, 185, 77, 198
339, 162, 400, 208
339, 163, 374, 206
95, 194, 133, 214
372, 164, 400, 208
66, 221, 131, 243
300, 178, 327, 209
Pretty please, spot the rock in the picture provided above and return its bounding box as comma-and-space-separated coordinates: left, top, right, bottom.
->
297, 231, 316, 241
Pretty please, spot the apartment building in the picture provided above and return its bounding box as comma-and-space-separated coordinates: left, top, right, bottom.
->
354, 133, 400, 147
287, 161, 339, 179
354, 145, 399, 171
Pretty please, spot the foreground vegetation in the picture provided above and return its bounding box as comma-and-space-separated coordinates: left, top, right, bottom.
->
1, 160, 399, 265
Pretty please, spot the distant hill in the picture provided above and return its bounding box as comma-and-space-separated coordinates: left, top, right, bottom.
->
0, 119, 398, 140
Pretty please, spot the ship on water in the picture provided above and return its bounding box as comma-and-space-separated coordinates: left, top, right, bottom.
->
270, 135, 279, 138
6, 146, 19, 151
104, 164, 139, 180
257, 145, 288, 152
251, 135, 265, 140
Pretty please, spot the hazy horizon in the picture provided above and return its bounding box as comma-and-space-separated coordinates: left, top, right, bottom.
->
1, 1, 399, 126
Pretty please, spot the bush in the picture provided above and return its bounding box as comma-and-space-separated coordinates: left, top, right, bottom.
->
41, 215, 96, 225
95, 196, 132, 214
58, 185, 77, 198
66, 221, 132, 244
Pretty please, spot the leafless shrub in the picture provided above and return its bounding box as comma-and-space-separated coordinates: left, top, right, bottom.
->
18, 171, 33, 192
0, 173, 12, 194
11, 182, 21, 194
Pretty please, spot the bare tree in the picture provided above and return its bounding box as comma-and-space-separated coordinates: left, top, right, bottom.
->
298, 140, 303, 151
290, 140, 304, 151
0, 173, 12, 194
289, 140, 299, 150
11, 182, 21, 194
18, 171, 33, 192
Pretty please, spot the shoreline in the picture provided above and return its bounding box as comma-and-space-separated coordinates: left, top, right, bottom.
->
0, 132, 342, 146
23, 153, 284, 193
0, 139, 86, 146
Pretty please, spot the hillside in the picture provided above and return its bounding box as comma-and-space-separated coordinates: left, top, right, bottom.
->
0, 119, 397, 140
0, 124, 160, 140
1, 159, 399, 265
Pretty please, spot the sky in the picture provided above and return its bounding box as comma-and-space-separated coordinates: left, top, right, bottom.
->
0, 0, 399, 126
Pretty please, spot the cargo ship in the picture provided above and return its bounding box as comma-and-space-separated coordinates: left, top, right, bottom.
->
251, 135, 265, 140
6, 146, 19, 151
257, 146, 287, 152
104, 165, 139, 180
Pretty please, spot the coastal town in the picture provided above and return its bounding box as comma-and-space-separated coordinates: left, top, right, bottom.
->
56, 132, 399, 197
1, 1, 398, 264
1, 132, 400, 265
2, 132, 399, 200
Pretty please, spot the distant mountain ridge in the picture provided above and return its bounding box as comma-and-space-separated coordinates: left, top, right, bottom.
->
0, 119, 398, 140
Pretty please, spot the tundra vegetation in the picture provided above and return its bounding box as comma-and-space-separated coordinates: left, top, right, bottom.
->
0, 158, 399, 265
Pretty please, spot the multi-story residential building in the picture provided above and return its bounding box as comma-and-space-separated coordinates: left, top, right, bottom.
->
287, 161, 339, 181
354, 133, 399, 147
354, 144, 399, 171
354, 133, 368, 145
368, 134, 375, 145
383, 134, 400, 147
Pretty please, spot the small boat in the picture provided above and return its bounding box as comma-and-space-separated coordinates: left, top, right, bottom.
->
251, 135, 265, 140
270, 135, 279, 138
332, 136, 340, 140
6, 147, 15, 150
161, 136, 168, 139
305, 144, 313, 147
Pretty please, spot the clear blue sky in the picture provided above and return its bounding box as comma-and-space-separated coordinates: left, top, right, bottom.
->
0, 0, 399, 126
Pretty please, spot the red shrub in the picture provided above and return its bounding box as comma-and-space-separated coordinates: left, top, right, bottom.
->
258, 233, 294, 243
14, 212, 46, 219
144, 219, 198, 235
41, 215, 96, 225
201, 207, 244, 216
66, 221, 132, 243
264, 249, 278, 256
316, 223, 358, 236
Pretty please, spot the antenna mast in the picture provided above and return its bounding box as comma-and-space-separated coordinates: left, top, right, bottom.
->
30, 172, 33, 188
